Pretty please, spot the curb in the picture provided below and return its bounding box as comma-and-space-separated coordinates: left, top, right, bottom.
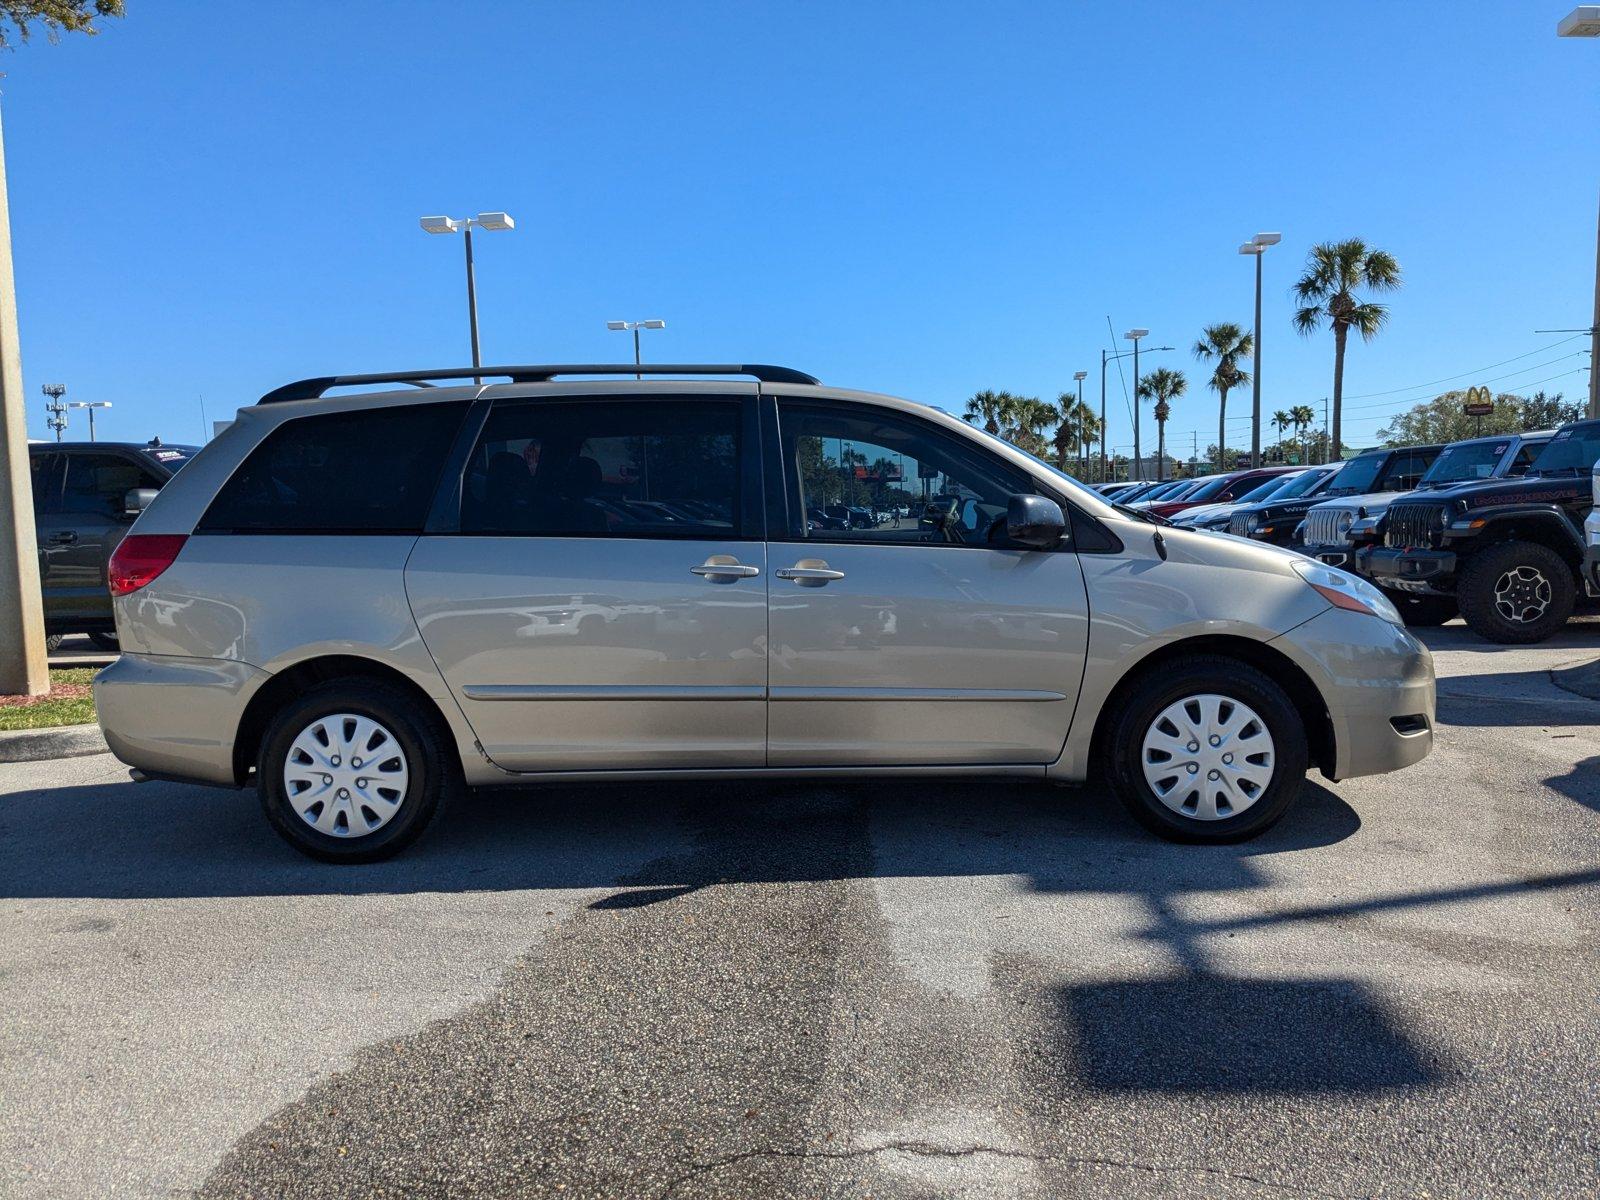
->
0, 723, 108, 764
1550, 659, 1600, 703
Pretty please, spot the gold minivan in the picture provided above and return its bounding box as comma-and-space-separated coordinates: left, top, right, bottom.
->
95, 364, 1434, 861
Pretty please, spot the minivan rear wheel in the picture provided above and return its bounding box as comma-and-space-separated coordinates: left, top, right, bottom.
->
258, 680, 451, 863
1106, 656, 1308, 843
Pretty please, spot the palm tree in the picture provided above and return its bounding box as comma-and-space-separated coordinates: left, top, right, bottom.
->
1291, 403, 1316, 464
1292, 239, 1402, 461
1271, 409, 1292, 461
1136, 367, 1187, 481
1052, 404, 1079, 470
1192, 322, 1253, 474
1006, 396, 1058, 457
1074, 400, 1103, 477
963, 389, 1008, 435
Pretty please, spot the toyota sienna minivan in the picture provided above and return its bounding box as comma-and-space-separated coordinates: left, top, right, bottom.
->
95, 364, 1435, 862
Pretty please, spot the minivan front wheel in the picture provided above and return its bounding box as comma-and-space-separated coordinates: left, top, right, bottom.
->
258, 680, 450, 863
1106, 657, 1308, 842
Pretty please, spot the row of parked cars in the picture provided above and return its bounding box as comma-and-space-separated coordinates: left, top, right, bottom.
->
1096, 414, 1600, 644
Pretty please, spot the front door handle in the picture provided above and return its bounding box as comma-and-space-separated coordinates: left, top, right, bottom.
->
50, 531, 78, 545
690, 555, 761, 583
775, 559, 845, 586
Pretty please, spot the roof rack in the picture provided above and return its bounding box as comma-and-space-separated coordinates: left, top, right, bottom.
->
257, 363, 821, 405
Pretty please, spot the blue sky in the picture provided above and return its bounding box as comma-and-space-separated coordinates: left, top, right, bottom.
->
3, 1, 1596, 455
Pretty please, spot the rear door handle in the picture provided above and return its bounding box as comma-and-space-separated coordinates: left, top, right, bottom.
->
775, 561, 845, 586
49, 531, 77, 545
690, 556, 761, 582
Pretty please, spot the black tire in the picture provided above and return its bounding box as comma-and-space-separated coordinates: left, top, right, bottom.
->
1456, 540, 1576, 645
258, 679, 455, 863
43, 633, 64, 652
88, 631, 120, 652
1105, 655, 1309, 843
1382, 590, 1457, 628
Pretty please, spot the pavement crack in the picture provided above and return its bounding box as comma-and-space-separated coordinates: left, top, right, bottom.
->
659, 1139, 1364, 1199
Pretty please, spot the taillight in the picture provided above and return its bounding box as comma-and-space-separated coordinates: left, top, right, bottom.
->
108, 534, 188, 597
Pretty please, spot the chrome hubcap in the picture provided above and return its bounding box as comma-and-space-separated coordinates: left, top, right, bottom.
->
1141, 693, 1275, 821
1493, 566, 1551, 624
284, 713, 409, 838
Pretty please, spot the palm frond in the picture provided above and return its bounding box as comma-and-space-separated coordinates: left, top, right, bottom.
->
1292, 304, 1324, 335
1349, 302, 1389, 341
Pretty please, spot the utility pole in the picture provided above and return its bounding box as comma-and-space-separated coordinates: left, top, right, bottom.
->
42, 384, 66, 440
1590, 190, 1599, 417
0, 101, 49, 695
1321, 397, 1330, 464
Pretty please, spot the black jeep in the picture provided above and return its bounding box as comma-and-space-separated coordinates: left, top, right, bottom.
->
1361, 418, 1600, 644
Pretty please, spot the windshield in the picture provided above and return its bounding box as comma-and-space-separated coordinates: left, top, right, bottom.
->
1420, 440, 1507, 486
1326, 454, 1384, 494
140, 444, 200, 471
965, 426, 1120, 513
1234, 472, 1301, 505
1528, 424, 1600, 475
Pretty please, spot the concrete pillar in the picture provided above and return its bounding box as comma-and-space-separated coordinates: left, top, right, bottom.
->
0, 99, 49, 696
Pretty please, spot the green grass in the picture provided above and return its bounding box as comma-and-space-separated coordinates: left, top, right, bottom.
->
0, 668, 98, 731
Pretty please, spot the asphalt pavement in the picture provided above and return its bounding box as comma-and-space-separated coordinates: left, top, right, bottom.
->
3, 620, 1599, 1198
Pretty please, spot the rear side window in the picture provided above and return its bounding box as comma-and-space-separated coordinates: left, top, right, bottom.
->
30, 453, 61, 514
199, 403, 467, 533
460, 399, 743, 538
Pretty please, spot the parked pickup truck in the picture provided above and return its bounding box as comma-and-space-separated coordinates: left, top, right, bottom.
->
1361, 417, 1600, 644
1300, 431, 1552, 626
30, 439, 199, 649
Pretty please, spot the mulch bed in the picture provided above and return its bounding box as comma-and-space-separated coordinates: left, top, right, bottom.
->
0, 681, 93, 708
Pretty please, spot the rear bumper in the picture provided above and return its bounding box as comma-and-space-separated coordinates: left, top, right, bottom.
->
1361, 546, 1456, 594
94, 653, 266, 787
1273, 608, 1436, 781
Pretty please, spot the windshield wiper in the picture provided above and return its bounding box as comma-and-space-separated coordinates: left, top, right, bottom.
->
1114, 503, 1172, 526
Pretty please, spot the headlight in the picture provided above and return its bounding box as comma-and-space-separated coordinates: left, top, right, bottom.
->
1291, 559, 1404, 626
1336, 511, 1354, 537
1245, 513, 1261, 533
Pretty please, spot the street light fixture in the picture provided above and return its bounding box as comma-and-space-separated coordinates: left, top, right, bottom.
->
67, 400, 111, 442
419, 211, 516, 381
1239, 231, 1281, 467
607, 319, 667, 379
1558, 6, 1600, 35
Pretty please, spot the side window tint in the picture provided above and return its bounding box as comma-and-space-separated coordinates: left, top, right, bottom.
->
460, 400, 741, 538
30, 453, 61, 515
60, 454, 157, 518
1510, 443, 1540, 475
199, 402, 466, 533
778, 402, 1029, 546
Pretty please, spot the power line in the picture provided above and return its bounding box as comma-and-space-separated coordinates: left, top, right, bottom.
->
1341, 366, 1589, 424
1337, 351, 1587, 415
1338, 334, 1585, 400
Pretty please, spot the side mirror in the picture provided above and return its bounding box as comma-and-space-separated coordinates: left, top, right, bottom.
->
1006, 494, 1066, 549
124, 487, 157, 517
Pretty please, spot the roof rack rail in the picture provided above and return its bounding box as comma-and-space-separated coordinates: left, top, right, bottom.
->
257, 363, 821, 405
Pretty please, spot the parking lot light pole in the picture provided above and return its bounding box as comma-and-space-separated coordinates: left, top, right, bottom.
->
1239, 232, 1281, 467
1072, 369, 1088, 475
68, 400, 111, 442
1101, 343, 1172, 482
420, 212, 515, 382
606, 319, 667, 379
1124, 329, 1150, 477
1556, 12, 1600, 415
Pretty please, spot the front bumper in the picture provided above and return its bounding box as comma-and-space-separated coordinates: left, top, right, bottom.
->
94, 653, 268, 787
1360, 546, 1456, 595
1273, 607, 1435, 781
1306, 542, 1359, 571
1586, 513, 1600, 598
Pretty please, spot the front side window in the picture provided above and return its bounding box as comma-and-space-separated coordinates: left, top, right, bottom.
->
61, 454, 161, 518
460, 399, 742, 538
199, 402, 466, 533
778, 402, 1030, 546
1382, 448, 1437, 491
